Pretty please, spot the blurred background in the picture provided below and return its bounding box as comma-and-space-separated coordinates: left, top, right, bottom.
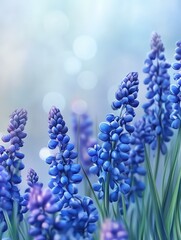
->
0, 0, 180, 188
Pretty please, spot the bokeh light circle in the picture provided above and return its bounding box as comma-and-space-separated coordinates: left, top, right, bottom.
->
39, 147, 51, 161
77, 71, 98, 90
42, 92, 66, 113
73, 35, 97, 60
71, 99, 88, 114
64, 56, 82, 75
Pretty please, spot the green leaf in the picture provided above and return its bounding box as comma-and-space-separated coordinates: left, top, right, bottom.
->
145, 147, 168, 239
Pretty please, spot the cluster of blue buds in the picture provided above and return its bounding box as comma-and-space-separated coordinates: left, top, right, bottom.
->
46, 106, 82, 206
21, 168, 41, 214
168, 41, 181, 129
0, 109, 27, 228
28, 183, 62, 240
88, 72, 139, 211
60, 196, 98, 239
0, 166, 12, 232
45, 106, 98, 238
142, 32, 173, 154
127, 119, 147, 201
1, 109, 27, 190
72, 112, 96, 173
100, 219, 128, 240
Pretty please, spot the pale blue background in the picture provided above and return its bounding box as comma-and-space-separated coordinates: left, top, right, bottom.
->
0, 0, 180, 188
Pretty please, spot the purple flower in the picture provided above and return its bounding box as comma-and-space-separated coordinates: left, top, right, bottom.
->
168, 41, 181, 129
46, 107, 98, 238
0, 166, 12, 232
21, 168, 42, 214
88, 72, 139, 213
28, 184, 62, 240
1, 109, 27, 189
46, 107, 81, 206
142, 32, 173, 154
72, 112, 96, 174
100, 219, 128, 240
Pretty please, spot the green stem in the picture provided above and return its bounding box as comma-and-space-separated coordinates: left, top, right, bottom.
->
154, 136, 161, 180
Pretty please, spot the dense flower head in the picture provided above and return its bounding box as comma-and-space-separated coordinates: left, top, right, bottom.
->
168, 41, 181, 129
126, 118, 147, 202
88, 72, 139, 212
21, 168, 41, 214
27, 168, 39, 187
112, 72, 139, 111
59, 196, 98, 239
142, 32, 173, 154
1, 109, 27, 186
28, 184, 62, 240
46, 106, 82, 206
72, 112, 96, 173
100, 219, 128, 240
45, 107, 98, 238
0, 166, 12, 232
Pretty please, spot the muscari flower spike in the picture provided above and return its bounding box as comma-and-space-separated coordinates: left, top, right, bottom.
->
28, 183, 62, 240
0, 109, 27, 226
0, 166, 12, 232
142, 32, 173, 154
168, 41, 181, 129
21, 168, 42, 214
1, 109, 27, 190
88, 72, 139, 211
46, 106, 98, 238
72, 112, 96, 174
100, 219, 128, 240
126, 118, 147, 202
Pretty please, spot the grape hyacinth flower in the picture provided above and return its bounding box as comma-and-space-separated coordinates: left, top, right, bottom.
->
46, 106, 82, 206
21, 168, 42, 214
168, 40, 181, 129
72, 112, 96, 173
127, 118, 147, 202
100, 219, 128, 240
0, 166, 12, 233
0, 109, 27, 226
28, 183, 62, 240
88, 72, 139, 215
142, 32, 173, 154
45, 106, 98, 238
1, 109, 27, 194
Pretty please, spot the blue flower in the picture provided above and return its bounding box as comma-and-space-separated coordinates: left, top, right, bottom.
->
100, 219, 128, 240
72, 112, 96, 174
28, 184, 62, 240
21, 168, 42, 214
1, 109, 27, 189
0, 109, 28, 226
168, 41, 181, 129
126, 118, 147, 202
46, 106, 82, 207
46, 107, 98, 238
88, 72, 139, 213
59, 196, 98, 239
0, 166, 12, 232
142, 32, 173, 154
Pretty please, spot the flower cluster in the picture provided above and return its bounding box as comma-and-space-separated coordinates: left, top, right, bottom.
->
88, 72, 140, 214
0, 166, 12, 232
72, 112, 96, 173
168, 40, 181, 129
28, 183, 62, 240
0, 109, 27, 230
100, 219, 128, 240
142, 32, 173, 154
45, 106, 98, 238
